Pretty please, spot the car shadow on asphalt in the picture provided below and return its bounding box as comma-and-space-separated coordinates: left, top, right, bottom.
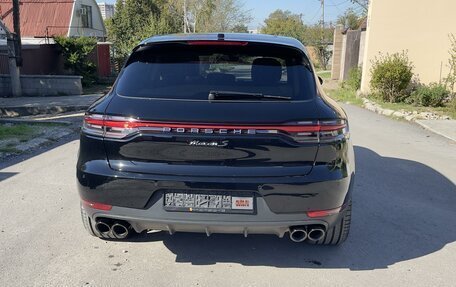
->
0, 172, 18, 182
126, 146, 456, 270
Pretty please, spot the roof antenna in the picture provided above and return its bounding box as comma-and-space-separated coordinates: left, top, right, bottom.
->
217, 33, 225, 40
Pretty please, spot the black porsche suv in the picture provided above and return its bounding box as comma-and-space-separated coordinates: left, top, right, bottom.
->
77, 33, 355, 245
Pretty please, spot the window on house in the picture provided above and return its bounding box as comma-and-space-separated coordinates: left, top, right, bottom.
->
81, 5, 93, 28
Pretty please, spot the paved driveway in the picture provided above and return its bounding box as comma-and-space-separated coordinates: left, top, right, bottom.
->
0, 105, 455, 286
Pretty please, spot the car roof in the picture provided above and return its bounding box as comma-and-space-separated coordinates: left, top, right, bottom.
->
139, 33, 307, 53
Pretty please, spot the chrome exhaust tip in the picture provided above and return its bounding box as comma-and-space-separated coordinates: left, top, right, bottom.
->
111, 222, 131, 239
289, 227, 308, 243
95, 220, 111, 235
307, 228, 326, 241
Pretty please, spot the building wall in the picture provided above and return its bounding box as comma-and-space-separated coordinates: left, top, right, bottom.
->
331, 25, 344, 80
98, 3, 115, 20
358, 31, 366, 68
68, 0, 106, 38
361, 0, 456, 92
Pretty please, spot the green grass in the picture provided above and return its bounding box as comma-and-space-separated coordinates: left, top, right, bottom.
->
0, 123, 68, 155
316, 70, 331, 80
368, 98, 456, 119
0, 124, 36, 141
0, 145, 20, 154
324, 83, 455, 119
326, 87, 364, 106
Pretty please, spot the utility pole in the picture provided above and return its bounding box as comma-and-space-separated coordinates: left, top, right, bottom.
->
0, 17, 21, 97
320, 0, 325, 43
12, 0, 22, 66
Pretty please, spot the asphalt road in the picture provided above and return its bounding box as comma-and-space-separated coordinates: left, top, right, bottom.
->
1, 104, 455, 287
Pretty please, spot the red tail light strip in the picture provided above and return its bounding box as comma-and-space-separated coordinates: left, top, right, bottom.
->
84, 116, 345, 134
83, 115, 347, 142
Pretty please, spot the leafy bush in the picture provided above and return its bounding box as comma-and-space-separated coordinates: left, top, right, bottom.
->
448, 94, 456, 115
445, 34, 456, 92
346, 67, 362, 91
407, 83, 450, 107
54, 36, 97, 87
370, 51, 414, 102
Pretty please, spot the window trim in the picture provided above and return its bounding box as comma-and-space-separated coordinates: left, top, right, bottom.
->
81, 5, 93, 29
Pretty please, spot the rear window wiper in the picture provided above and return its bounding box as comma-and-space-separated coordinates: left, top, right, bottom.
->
208, 91, 291, 101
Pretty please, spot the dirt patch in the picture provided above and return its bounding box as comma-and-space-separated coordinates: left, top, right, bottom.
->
0, 122, 75, 160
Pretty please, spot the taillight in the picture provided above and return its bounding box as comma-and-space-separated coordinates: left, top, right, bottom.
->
83, 114, 348, 142
307, 207, 342, 218
288, 120, 347, 143
81, 199, 112, 211
82, 114, 104, 137
83, 115, 144, 139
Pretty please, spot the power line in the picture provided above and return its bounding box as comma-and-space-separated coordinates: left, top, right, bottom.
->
328, 0, 346, 14
326, 0, 350, 7
306, 6, 321, 24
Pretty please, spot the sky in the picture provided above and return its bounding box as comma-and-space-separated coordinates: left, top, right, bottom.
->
96, 0, 360, 29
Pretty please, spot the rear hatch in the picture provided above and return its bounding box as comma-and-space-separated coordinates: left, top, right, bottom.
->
97, 41, 325, 177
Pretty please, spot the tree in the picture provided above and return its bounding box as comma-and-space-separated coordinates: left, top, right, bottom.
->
261, 11, 333, 69
337, 8, 362, 30
54, 36, 97, 86
302, 24, 333, 45
315, 44, 332, 70
351, 0, 369, 14
261, 10, 306, 43
231, 24, 249, 33
106, 0, 183, 62
179, 0, 252, 33
261, 10, 333, 44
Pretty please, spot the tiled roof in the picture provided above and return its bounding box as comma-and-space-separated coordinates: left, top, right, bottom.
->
0, 0, 74, 37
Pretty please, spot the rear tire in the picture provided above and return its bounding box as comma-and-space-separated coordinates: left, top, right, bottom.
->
80, 205, 118, 239
309, 201, 352, 246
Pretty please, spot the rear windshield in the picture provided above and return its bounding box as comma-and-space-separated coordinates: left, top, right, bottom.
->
116, 42, 316, 101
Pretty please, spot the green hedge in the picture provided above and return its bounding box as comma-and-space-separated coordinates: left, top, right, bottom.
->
370, 51, 414, 103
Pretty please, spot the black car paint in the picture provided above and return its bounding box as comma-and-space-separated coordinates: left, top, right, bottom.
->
77, 92, 352, 213
77, 35, 354, 233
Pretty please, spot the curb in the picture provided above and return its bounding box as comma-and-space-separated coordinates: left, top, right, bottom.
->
0, 118, 72, 125
415, 121, 456, 143
359, 98, 455, 143
0, 105, 90, 118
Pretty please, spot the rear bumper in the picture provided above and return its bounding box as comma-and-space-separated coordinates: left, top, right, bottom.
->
82, 197, 349, 237
78, 159, 354, 236
77, 159, 354, 213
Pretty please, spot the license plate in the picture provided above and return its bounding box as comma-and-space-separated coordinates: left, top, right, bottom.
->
164, 192, 254, 214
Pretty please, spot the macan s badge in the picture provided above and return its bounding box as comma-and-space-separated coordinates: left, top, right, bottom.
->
188, 140, 229, 147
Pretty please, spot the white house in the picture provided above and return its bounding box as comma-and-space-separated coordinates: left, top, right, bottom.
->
0, 0, 106, 40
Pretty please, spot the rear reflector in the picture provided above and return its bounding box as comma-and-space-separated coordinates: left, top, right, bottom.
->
187, 41, 248, 46
83, 114, 347, 142
81, 199, 112, 211
307, 207, 341, 218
